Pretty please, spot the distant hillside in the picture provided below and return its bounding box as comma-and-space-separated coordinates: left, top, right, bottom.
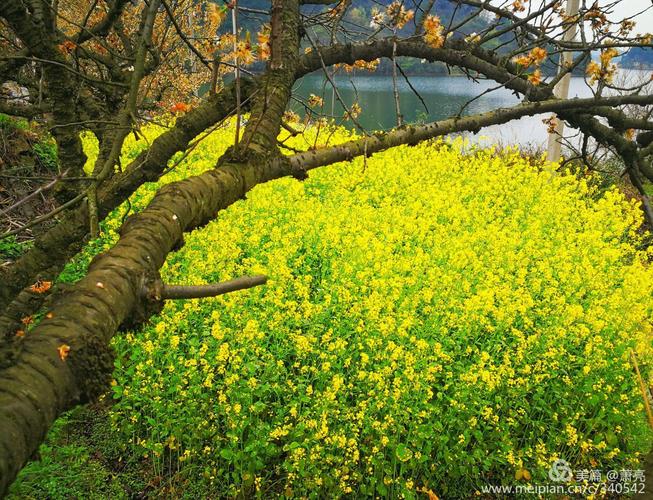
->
621, 47, 653, 68
233, 0, 481, 37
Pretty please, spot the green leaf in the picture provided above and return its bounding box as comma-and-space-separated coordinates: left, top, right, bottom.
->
395, 443, 413, 463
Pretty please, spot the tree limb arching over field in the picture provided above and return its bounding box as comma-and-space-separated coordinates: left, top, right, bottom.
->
1, 0, 653, 492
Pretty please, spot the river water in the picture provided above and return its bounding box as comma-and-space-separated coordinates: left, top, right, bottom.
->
291, 71, 648, 149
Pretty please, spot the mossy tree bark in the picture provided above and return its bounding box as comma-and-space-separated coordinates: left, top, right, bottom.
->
0, 157, 295, 494
0, 0, 88, 184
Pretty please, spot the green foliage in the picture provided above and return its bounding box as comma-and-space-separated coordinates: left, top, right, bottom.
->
12, 122, 653, 497
7, 406, 144, 500
0, 113, 29, 131
32, 140, 59, 171
0, 236, 28, 261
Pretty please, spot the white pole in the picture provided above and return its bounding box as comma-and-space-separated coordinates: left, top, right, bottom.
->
546, 0, 580, 163
232, 2, 241, 148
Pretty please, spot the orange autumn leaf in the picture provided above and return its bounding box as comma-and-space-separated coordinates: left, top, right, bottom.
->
344, 59, 381, 73
30, 279, 52, 293
344, 102, 362, 120
530, 47, 547, 64
542, 115, 558, 134
15, 329, 25, 338
21, 316, 33, 325
386, 1, 414, 29
599, 47, 619, 67
92, 41, 108, 55
283, 110, 300, 123
513, 47, 547, 68
170, 102, 190, 114
58, 344, 71, 361
512, 0, 525, 12
587, 48, 619, 84
308, 94, 324, 107
58, 40, 77, 55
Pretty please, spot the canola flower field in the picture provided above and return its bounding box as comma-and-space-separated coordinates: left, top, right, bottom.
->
11, 121, 653, 497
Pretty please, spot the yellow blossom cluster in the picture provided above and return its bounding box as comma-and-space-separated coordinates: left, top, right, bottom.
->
423, 15, 444, 49
385, 1, 414, 29
342, 59, 381, 73
587, 48, 619, 85
72, 121, 653, 497
513, 47, 548, 86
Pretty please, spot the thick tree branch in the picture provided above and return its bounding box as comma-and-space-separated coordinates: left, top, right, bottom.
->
0, 82, 251, 334
284, 94, 653, 173
145, 275, 268, 300
296, 37, 550, 100
74, 0, 131, 44
239, 0, 300, 155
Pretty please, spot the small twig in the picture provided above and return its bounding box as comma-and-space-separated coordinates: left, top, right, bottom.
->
210, 53, 221, 95
305, 29, 368, 136
144, 275, 268, 300
391, 35, 403, 127
0, 168, 69, 218
396, 63, 428, 114
86, 0, 161, 237
277, 140, 304, 154
0, 192, 86, 240
161, 0, 212, 70
281, 121, 301, 136
0, 174, 95, 181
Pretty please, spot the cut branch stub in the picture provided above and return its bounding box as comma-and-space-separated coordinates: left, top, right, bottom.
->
142, 274, 268, 301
